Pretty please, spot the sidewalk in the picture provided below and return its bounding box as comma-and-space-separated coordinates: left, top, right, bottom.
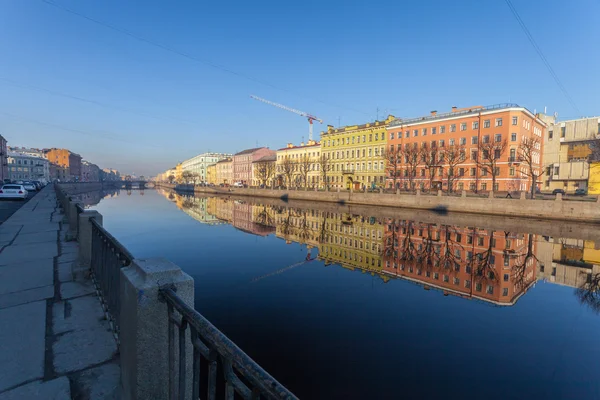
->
0, 186, 120, 399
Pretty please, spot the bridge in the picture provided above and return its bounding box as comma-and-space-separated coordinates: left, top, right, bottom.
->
115, 180, 155, 189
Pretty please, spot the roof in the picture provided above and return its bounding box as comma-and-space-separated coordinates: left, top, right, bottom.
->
216, 158, 233, 164
253, 154, 277, 163
234, 147, 267, 156
322, 115, 395, 135
277, 143, 321, 151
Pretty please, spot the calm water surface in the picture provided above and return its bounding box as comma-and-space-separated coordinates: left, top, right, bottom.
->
86, 188, 600, 399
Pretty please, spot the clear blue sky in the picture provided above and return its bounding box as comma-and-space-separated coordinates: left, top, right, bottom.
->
1, 0, 598, 176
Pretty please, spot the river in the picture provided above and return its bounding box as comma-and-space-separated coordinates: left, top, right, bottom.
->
83, 187, 600, 399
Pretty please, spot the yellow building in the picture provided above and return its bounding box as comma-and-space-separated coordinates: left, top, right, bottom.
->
589, 162, 600, 195
206, 163, 217, 185
320, 115, 394, 190
175, 163, 183, 183
275, 141, 321, 188
215, 158, 233, 185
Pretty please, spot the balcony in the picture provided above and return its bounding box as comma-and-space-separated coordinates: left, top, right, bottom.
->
342, 168, 355, 174
508, 157, 520, 164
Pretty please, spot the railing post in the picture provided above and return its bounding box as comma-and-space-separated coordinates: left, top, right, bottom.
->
67, 199, 81, 239
120, 258, 194, 400
76, 211, 103, 280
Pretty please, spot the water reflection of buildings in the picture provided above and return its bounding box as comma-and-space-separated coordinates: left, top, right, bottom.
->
176, 195, 224, 225
71, 188, 120, 208
536, 237, 600, 288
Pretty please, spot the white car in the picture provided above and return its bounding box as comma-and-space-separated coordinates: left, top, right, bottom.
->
0, 185, 28, 200
233, 182, 244, 188
21, 182, 37, 191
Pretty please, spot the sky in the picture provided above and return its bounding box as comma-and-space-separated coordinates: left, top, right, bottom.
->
0, 0, 599, 176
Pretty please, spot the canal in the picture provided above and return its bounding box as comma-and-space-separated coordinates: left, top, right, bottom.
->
85, 187, 600, 399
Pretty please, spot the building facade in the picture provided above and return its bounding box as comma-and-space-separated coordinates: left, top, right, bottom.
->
180, 153, 231, 183
0, 136, 8, 182
206, 164, 217, 185
7, 152, 50, 182
540, 115, 599, 193
101, 168, 121, 182
275, 141, 321, 188
252, 154, 277, 187
320, 116, 394, 190
215, 158, 233, 185
386, 105, 546, 192
45, 148, 82, 181
81, 160, 101, 182
233, 147, 275, 185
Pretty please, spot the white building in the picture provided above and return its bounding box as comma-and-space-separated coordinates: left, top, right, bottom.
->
7, 152, 50, 182
181, 152, 231, 183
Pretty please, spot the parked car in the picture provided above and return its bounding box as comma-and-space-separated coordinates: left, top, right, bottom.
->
0, 184, 28, 200
574, 188, 587, 196
552, 188, 566, 195
21, 181, 37, 191
233, 182, 244, 188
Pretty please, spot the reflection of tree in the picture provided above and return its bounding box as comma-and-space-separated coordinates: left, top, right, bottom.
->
318, 212, 330, 244
511, 234, 538, 290
438, 225, 463, 273
418, 224, 439, 270
470, 229, 498, 286
181, 197, 195, 209
254, 205, 275, 227
296, 211, 311, 242
576, 273, 600, 313
398, 220, 418, 262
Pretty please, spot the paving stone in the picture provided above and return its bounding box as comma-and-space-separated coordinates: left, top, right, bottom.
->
18, 223, 59, 234
0, 259, 54, 295
71, 361, 120, 400
53, 325, 117, 374
57, 252, 77, 264
0, 301, 45, 392
0, 242, 58, 264
60, 241, 78, 255
0, 377, 71, 400
53, 296, 105, 335
0, 226, 21, 238
0, 285, 53, 309
57, 262, 73, 283
60, 281, 95, 299
12, 230, 57, 246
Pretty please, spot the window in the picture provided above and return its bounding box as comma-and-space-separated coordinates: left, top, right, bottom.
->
486, 285, 494, 294
375, 133, 379, 140
390, 132, 394, 140
494, 166, 500, 175
460, 123, 467, 131
443, 275, 449, 283
511, 133, 517, 141
512, 116, 518, 125
471, 150, 478, 160
422, 128, 427, 136
459, 137, 466, 145
495, 134, 502, 143
432, 127, 437, 135
495, 118, 503, 127
454, 277, 460, 285
440, 125, 446, 134
471, 136, 478, 145
369, 134, 373, 141
405, 131, 409, 138
475, 283, 482, 292
459, 168, 465, 176
434, 272, 439, 280
502, 288, 509, 296
473, 121, 479, 129
470, 167, 476, 176
482, 135, 490, 144
481, 182, 487, 191
439, 140, 445, 148
509, 167, 515, 176
484, 119, 490, 128
560, 127, 566, 138
413, 129, 418, 137
465, 280, 471, 289
363, 135, 366, 142
449, 138, 455, 146
554, 166, 559, 175
450, 124, 456, 132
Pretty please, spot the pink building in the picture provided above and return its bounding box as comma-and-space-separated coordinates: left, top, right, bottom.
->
0, 135, 8, 182
233, 147, 275, 185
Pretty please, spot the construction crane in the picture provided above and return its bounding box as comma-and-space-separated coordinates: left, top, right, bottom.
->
250, 95, 323, 141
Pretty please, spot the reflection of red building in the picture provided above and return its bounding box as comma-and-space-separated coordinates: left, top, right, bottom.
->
382, 220, 536, 305
232, 201, 275, 236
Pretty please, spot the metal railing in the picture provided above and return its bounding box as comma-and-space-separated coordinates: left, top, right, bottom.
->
90, 217, 134, 342
160, 288, 298, 400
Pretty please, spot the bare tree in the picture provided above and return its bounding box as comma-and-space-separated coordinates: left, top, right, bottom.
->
181, 171, 192, 184
279, 158, 296, 188
383, 146, 402, 189
591, 138, 600, 162
420, 144, 439, 191
297, 154, 312, 189
518, 137, 543, 198
317, 153, 331, 189
441, 145, 465, 193
477, 139, 508, 194
576, 273, 600, 314
255, 160, 276, 187
190, 172, 200, 186
167, 174, 175, 184
403, 145, 420, 191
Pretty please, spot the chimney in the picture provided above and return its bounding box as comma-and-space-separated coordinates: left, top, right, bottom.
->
451, 106, 457, 112
430, 110, 437, 116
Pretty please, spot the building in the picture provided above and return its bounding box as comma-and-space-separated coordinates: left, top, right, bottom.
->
101, 168, 121, 182
81, 160, 100, 182
320, 116, 394, 190
45, 148, 82, 181
206, 164, 217, 185
180, 153, 231, 183
233, 147, 275, 185
386, 105, 546, 192
8, 146, 46, 159
275, 141, 321, 188
252, 154, 277, 187
215, 158, 233, 185
0, 136, 9, 182
540, 116, 600, 193
7, 152, 50, 182
589, 162, 600, 194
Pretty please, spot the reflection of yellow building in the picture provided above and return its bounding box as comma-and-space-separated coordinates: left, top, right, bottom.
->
584, 240, 600, 264
275, 208, 322, 247
317, 212, 388, 281
207, 164, 217, 185
589, 162, 600, 195
320, 115, 394, 190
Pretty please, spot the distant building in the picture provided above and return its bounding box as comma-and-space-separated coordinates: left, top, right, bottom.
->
206, 164, 217, 185
180, 152, 231, 183
7, 152, 50, 182
252, 154, 277, 187
233, 147, 275, 185
100, 168, 121, 181
45, 148, 82, 181
215, 158, 233, 185
8, 146, 47, 159
81, 160, 101, 182
275, 141, 321, 188
0, 136, 8, 182
540, 115, 600, 193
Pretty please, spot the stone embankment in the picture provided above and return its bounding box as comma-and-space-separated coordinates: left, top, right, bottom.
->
156, 183, 600, 223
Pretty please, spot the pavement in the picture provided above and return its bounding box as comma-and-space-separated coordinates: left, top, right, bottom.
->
0, 190, 37, 225
0, 185, 120, 399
